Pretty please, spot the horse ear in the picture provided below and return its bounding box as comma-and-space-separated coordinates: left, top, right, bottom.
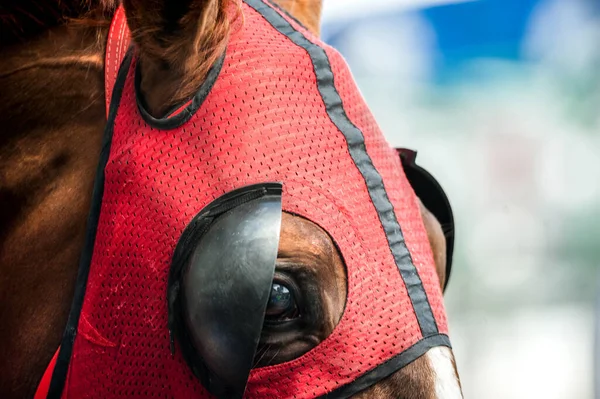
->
122, 0, 237, 116
271, 0, 323, 36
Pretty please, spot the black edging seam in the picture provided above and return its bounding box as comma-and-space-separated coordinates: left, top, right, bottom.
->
46, 49, 134, 399
243, 0, 439, 336
135, 51, 226, 130
319, 335, 451, 399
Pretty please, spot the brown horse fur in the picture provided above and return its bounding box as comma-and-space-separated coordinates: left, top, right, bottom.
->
274, 0, 322, 35
0, 19, 108, 398
0, 0, 114, 46
0, 1, 459, 398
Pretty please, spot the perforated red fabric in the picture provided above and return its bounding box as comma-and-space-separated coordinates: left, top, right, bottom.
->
59, 1, 449, 397
322, 48, 449, 337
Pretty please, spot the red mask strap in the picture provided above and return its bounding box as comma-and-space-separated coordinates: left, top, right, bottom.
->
105, 5, 131, 116
33, 348, 59, 399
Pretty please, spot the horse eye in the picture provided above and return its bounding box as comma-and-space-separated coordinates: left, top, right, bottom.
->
264, 282, 298, 321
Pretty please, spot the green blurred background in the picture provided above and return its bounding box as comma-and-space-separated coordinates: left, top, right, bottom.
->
322, 0, 600, 397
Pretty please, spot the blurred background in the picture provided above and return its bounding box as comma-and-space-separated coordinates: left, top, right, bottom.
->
320, 0, 600, 397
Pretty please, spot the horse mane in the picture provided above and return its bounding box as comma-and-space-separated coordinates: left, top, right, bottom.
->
0, 0, 117, 45
1, 0, 238, 118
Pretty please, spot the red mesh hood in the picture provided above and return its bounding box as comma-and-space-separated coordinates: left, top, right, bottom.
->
48, 1, 450, 397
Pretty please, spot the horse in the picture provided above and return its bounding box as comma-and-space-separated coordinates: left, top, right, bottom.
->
0, 0, 463, 398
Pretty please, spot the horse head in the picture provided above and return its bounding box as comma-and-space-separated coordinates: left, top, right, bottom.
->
0, 1, 462, 398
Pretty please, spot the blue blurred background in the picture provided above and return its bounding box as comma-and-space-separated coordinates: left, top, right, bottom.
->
321, 0, 600, 397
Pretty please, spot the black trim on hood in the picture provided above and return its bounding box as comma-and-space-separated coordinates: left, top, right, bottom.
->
135, 51, 226, 130
318, 335, 452, 398
46, 49, 134, 399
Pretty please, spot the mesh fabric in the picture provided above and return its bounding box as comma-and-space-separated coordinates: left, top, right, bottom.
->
60, 1, 449, 397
